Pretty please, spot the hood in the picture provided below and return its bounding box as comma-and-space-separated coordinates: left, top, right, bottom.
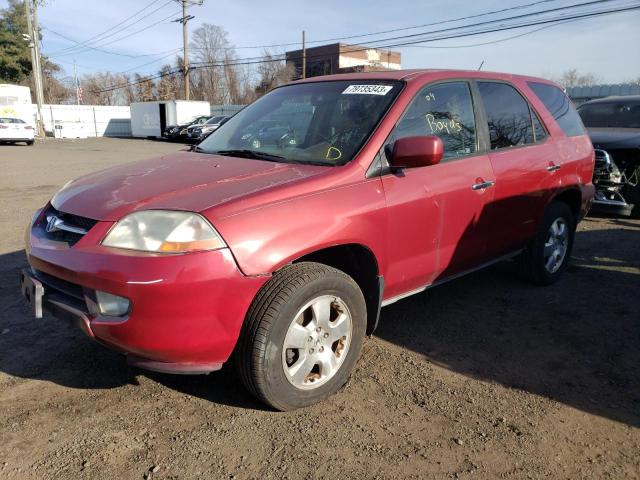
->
586, 128, 640, 150
51, 151, 327, 221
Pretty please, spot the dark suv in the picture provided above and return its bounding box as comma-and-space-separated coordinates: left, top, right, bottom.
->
577, 95, 640, 216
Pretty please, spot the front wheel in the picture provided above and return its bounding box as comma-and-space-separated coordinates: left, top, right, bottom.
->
519, 201, 576, 285
235, 262, 367, 411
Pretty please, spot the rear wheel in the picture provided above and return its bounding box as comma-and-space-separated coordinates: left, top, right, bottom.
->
26, 140, 34, 146
519, 201, 575, 285
235, 262, 366, 411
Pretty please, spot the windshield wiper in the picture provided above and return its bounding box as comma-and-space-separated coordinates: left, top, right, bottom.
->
212, 149, 288, 162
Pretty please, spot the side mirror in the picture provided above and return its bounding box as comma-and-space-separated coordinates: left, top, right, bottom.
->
388, 136, 444, 169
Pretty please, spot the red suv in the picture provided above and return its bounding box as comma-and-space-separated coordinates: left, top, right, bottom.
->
21, 70, 594, 410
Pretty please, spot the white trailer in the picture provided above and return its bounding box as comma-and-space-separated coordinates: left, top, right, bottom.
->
0, 84, 35, 128
130, 100, 210, 138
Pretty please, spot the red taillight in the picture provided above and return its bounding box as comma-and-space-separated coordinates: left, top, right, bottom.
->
0, 125, 8, 129
24, 125, 33, 130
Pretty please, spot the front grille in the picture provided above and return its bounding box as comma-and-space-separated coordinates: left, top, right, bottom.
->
33, 269, 90, 315
34, 269, 85, 301
36, 205, 98, 246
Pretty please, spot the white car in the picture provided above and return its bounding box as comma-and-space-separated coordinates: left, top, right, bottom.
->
0, 117, 34, 145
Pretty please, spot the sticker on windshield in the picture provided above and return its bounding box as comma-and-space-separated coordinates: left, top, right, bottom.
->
342, 85, 393, 95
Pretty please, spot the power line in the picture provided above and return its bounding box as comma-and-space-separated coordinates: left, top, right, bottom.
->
89, 2, 640, 94
46, 10, 181, 58
228, 0, 566, 50
398, 18, 579, 49
47, 0, 170, 56
325, 0, 626, 53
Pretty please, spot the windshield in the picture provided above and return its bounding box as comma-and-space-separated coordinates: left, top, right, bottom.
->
578, 101, 640, 128
197, 80, 403, 165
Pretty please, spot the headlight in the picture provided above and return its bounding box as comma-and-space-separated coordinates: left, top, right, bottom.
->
102, 210, 226, 253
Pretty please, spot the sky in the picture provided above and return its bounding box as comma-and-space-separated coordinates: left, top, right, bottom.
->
3, 0, 640, 84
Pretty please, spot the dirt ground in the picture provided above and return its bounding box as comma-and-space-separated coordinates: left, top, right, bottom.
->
1, 138, 638, 479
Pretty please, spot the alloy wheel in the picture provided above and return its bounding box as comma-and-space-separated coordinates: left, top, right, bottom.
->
543, 217, 569, 273
282, 295, 352, 390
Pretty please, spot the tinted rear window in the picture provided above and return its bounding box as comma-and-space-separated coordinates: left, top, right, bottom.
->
528, 82, 585, 136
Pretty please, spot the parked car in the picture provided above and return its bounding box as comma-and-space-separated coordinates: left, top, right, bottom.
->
577, 95, 640, 216
21, 71, 594, 410
235, 119, 298, 149
162, 115, 210, 141
0, 117, 34, 145
187, 115, 229, 141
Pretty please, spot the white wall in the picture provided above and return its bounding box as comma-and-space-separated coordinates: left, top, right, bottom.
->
40, 104, 131, 137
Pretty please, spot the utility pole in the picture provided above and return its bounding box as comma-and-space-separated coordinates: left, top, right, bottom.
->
182, 0, 190, 100
301, 30, 306, 80
73, 60, 79, 105
173, 1, 200, 100
24, 0, 45, 137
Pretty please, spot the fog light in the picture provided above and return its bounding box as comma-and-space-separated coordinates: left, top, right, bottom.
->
95, 290, 130, 316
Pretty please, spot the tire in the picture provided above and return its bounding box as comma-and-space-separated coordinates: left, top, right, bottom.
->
519, 201, 576, 285
26, 140, 34, 146
235, 262, 367, 411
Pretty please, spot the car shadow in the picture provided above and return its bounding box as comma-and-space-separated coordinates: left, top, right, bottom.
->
375, 220, 640, 427
0, 249, 260, 410
1, 220, 638, 421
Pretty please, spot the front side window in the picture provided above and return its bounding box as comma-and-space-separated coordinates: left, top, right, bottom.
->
198, 80, 402, 165
528, 82, 586, 136
478, 82, 535, 149
390, 81, 477, 160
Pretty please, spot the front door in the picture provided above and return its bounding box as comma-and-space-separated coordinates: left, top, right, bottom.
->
380, 81, 496, 300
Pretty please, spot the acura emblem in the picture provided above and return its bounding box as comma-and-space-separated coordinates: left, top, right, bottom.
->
45, 215, 64, 233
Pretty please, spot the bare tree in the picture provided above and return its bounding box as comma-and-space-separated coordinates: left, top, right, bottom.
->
156, 64, 180, 100
189, 23, 254, 105
134, 73, 156, 102
81, 72, 133, 105
39, 59, 71, 104
255, 50, 293, 97
190, 23, 229, 104
554, 69, 600, 88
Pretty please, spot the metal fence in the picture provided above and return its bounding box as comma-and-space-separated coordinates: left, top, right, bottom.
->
34, 103, 246, 138
210, 104, 245, 117
42, 105, 132, 137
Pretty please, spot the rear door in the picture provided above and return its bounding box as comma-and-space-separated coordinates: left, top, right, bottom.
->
380, 80, 496, 299
475, 80, 559, 259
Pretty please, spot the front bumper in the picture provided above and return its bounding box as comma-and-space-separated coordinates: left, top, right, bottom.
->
24, 220, 268, 373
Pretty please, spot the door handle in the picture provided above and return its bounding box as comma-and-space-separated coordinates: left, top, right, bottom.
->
546, 164, 561, 172
471, 180, 495, 190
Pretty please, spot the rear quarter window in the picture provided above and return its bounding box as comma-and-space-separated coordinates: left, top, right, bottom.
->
528, 82, 585, 137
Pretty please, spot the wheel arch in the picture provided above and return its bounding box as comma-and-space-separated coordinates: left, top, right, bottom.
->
289, 243, 382, 335
549, 187, 582, 222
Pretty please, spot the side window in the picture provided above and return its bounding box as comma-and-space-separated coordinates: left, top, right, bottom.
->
477, 82, 535, 149
391, 82, 477, 160
528, 82, 585, 137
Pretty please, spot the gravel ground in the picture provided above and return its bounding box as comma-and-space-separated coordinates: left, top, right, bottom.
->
1, 138, 639, 479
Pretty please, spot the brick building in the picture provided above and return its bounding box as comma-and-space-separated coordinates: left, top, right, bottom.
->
285, 43, 401, 80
